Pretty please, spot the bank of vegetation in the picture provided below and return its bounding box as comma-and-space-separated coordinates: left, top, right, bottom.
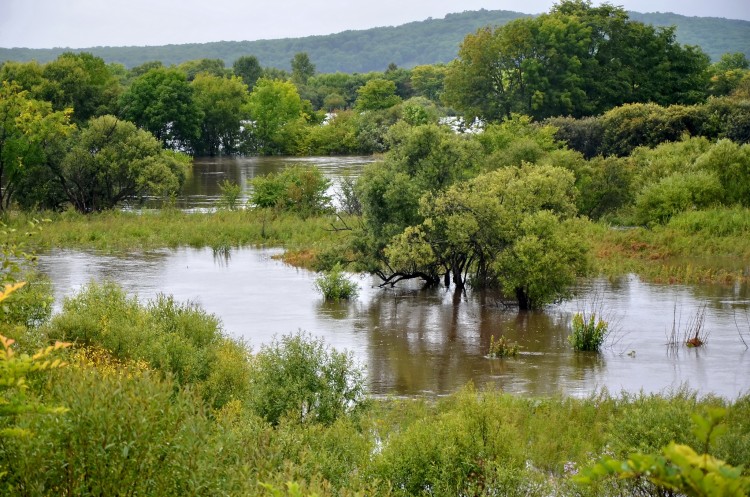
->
2, 1, 750, 494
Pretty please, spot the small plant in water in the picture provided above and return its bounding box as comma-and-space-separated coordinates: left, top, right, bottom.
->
218, 179, 243, 210
667, 304, 709, 350
314, 264, 358, 302
488, 334, 519, 358
569, 311, 609, 351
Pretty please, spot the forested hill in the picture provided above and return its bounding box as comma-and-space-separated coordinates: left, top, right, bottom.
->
1, 9, 747, 72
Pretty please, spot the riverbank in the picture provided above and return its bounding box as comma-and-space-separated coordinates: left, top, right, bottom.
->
5, 206, 750, 285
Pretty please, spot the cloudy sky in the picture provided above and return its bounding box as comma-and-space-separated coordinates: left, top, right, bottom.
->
1, 0, 749, 49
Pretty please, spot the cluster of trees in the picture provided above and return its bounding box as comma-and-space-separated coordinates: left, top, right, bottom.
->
1, 9, 747, 72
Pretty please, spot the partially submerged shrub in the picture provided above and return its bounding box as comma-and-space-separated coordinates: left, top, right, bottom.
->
249, 165, 331, 217
248, 331, 366, 426
314, 264, 359, 302
488, 335, 519, 358
217, 179, 243, 210
569, 312, 609, 352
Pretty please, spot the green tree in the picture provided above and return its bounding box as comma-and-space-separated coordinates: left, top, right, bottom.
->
0, 83, 74, 211
191, 74, 249, 156
232, 55, 263, 90
355, 123, 482, 280
246, 78, 307, 155
382, 165, 587, 308
410, 64, 447, 102
57, 115, 189, 212
443, 1, 710, 121
291, 52, 316, 86
177, 58, 228, 81
118, 67, 202, 152
41, 52, 121, 124
355, 79, 401, 112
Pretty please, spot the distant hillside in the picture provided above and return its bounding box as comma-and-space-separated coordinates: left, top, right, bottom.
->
1, 10, 747, 73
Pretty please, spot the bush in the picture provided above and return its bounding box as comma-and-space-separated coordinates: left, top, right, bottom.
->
249, 165, 332, 217
569, 312, 609, 352
634, 170, 723, 225
44, 282, 250, 408
248, 331, 366, 426
217, 179, 243, 210
488, 335, 519, 358
314, 264, 359, 302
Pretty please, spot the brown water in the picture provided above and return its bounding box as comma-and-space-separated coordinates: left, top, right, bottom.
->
38, 247, 750, 399
159, 155, 375, 210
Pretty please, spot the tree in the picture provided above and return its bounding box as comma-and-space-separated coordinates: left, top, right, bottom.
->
0, 83, 74, 211
232, 55, 263, 90
410, 64, 447, 102
355, 123, 482, 279
291, 52, 316, 86
382, 165, 588, 309
57, 115, 189, 212
245, 78, 307, 155
177, 58, 228, 81
355, 79, 401, 111
191, 74, 249, 156
118, 67, 202, 152
41, 52, 121, 124
443, 1, 711, 121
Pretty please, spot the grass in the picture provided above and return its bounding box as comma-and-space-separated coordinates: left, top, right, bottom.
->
3, 205, 749, 283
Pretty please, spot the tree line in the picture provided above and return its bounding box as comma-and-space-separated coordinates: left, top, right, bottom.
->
1, 8, 748, 72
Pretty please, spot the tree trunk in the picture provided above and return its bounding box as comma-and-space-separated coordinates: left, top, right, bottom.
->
516, 287, 532, 311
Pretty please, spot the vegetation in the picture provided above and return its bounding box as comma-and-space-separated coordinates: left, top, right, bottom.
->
1, 10, 747, 72
488, 335, 519, 358
314, 264, 359, 302
569, 312, 609, 352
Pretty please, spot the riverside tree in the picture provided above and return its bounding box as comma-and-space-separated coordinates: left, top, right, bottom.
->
57, 115, 189, 212
443, 0, 710, 121
118, 67, 202, 152
191, 73, 249, 156
384, 164, 588, 309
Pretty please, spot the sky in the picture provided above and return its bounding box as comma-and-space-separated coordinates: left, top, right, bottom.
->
1, 0, 749, 49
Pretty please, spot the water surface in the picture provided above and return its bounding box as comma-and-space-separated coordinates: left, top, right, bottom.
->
38, 247, 750, 399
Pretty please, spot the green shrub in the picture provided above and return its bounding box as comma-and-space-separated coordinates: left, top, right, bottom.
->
217, 179, 243, 210
569, 312, 609, 352
248, 331, 366, 426
634, 170, 723, 225
249, 166, 332, 217
314, 264, 359, 302
0, 368, 239, 496
44, 282, 249, 408
488, 334, 519, 358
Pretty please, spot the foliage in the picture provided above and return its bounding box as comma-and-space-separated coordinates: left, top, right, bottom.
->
118, 67, 202, 151
191, 73, 249, 155
380, 164, 588, 308
355, 79, 401, 112
0, 220, 53, 329
246, 78, 308, 155
634, 170, 723, 225
488, 335, 519, 358
314, 264, 359, 302
569, 312, 609, 352
291, 52, 316, 86
444, 2, 710, 121
40, 52, 121, 124
59, 115, 189, 212
217, 179, 243, 210
0, 82, 74, 211
578, 408, 750, 497
232, 55, 263, 90
247, 331, 366, 426
44, 281, 250, 408
249, 165, 331, 217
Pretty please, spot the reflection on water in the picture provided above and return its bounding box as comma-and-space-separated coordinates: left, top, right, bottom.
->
38, 247, 750, 399
152, 156, 376, 210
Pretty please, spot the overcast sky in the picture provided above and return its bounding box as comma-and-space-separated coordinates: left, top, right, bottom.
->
1, 0, 749, 49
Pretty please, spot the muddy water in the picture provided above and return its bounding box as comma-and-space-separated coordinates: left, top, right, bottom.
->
161, 156, 375, 210
38, 247, 750, 398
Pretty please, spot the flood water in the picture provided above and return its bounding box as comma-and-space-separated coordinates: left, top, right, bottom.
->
38, 247, 750, 399
164, 155, 376, 210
